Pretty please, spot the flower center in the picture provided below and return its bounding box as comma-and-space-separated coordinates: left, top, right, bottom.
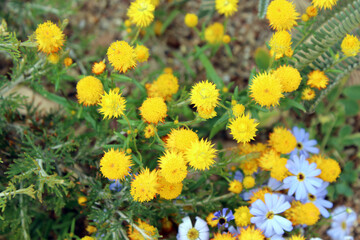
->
341, 221, 347, 230
308, 193, 316, 201
187, 228, 199, 240
266, 211, 274, 219
297, 142, 303, 150
219, 217, 226, 225
297, 173, 305, 181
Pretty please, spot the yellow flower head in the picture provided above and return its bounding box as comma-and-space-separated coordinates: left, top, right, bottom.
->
47, 53, 59, 64
234, 206, 252, 227
238, 142, 267, 155
154, 20, 163, 36
273, 65, 302, 93
139, 97, 167, 124
92, 61, 106, 75
128, 219, 158, 240
341, 34, 360, 57
270, 156, 289, 181
144, 124, 156, 138
205, 22, 224, 45
157, 176, 183, 200
197, 107, 217, 120
239, 159, 258, 175
130, 168, 158, 202
232, 104, 245, 117
190, 80, 220, 112
243, 176, 255, 189
184, 13, 198, 28
289, 235, 305, 240
306, 6, 318, 17
86, 225, 97, 234
185, 138, 218, 170
147, 73, 179, 100
285, 201, 320, 225
165, 128, 199, 153
266, 0, 299, 31
229, 113, 258, 144
268, 126, 297, 154
223, 35, 231, 44
107, 40, 137, 73
98, 89, 126, 119
250, 72, 284, 108
206, 213, 219, 227
258, 148, 280, 171
307, 70, 329, 90
249, 188, 271, 204
238, 226, 265, 240
35, 21, 65, 54
159, 150, 187, 183
127, 0, 155, 28
81, 237, 94, 240
64, 57, 73, 67
312, 0, 338, 10
301, 14, 310, 22
211, 232, 236, 240
269, 31, 292, 58
302, 87, 316, 100
228, 180, 243, 194
135, 45, 150, 63
215, 0, 239, 17
76, 76, 104, 106
100, 148, 133, 180
314, 157, 341, 182
78, 196, 87, 206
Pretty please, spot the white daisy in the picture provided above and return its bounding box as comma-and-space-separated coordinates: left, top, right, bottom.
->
177, 216, 209, 240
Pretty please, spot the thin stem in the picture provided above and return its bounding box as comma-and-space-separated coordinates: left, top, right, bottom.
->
131, 28, 141, 45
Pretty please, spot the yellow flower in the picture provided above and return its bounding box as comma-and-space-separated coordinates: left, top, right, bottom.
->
163, 67, 173, 74
312, 0, 338, 10
212, 232, 236, 240
289, 235, 305, 240
258, 149, 280, 171
159, 150, 187, 183
64, 57, 73, 67
307, 70, 329, 90
250, 72, 283, 108
135, 45, 150, 62
301, 14, 310, 22
306, 5, 318, 17
81, 237, 94, 240
215, 0, 239, 17
125, 19, 132, 27
157, 176, 183, 200
229, 114, 258, 144
184, 13, 198, 28
228, 180, 243, 194
47, 53, 59, 64
273, 65, 302, 93
76, 76, 104, 106
249, 188, 271, 204
35, 21, 65, 54
238, 226, 265, 240
147, 73, 179, 100
128, 219, 158, 240
302, 87, 316, 100
269, 31, 292, 59
190, 80, 220, 112
243, 176, 255, 189
150, 0, 160, 7
107, 40, 137, 73
185, 139, 217, 170
285, 201, 320, 225
239, 159, 258, 175
92, 61, 106, 75
86, 225, 97, 234
312, 157, 341, 182
144, 124, 156, 138
266, 0, 299, 31
100, 148, 133, 180
223, 35, 231, 44
139, 97, 167, 124
154, 20, 163, 36
205, 22, 224, 45
268, 126, 297, 154
165, 128, 199, 153
130, 168, 158, 202
232, 104, 245, 117
206, 213, 219, 227
78, 196, 87, 206
98, 89, 126, 119
270, 157, 289, 181
238, 142, 267, 155
197, 107, 217, 120
234, 206, 252, 227
127, 0, 155, 28
341, 34, 360, 57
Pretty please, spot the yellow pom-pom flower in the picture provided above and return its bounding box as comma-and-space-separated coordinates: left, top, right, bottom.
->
238, 226, 265, 240
302, 87, 316, 100
78, 196, 87, 206
35, 21, 65, 54
258, 149, 281, 171
285, 201, 320, 225
249, 188, 271, 204
270, 157, 289, 181
184, 13, 198, 28
197, 107, 217, 120
190, 80, 220, 112
228, 180, 243, 194
159, 150, 187, 183
250, 72, 283, 108
130, 168, 158, 202
229, 113, 258, 144
144, 124, 156, 138
234, 206, 252, 227
92, 61, 106, 75
315, 158, 341, 182
185, 139, 218, 170
269, 31, 292, 59
341, 34, 360, 57
273, 65, 302, 93
307, 70, 329, 90
128, 219, 158, 240
139, 97, 167, 124
206, 213, 219, 227
266, 0, 299, 31
157, 176, 183, 200
76, 76, 104, 106
205, 22, 224, 45
306, 6, 318, 17
223, 35, 231, 44
135, 45, 150, 63
81, 237, 94, 240
312, 0, 338, 10
268, 126, 297, 154
289, 235, 305, 240
147, 73, 179, 100
301, 14, 310, 22
64, 57, 73, 67
232, 104, 245, 117
243, 176, 255, 189
239, 159, 258, 175
107, 40, 137, 73
165, 128, 199, 153
98, 89, 126, 119
47, 53, 59, 64
127, 0, 155, 28
100, 148, 133, 180
215, 0, 239, 17
212, 232, 236, 240
86, 225, 97, 234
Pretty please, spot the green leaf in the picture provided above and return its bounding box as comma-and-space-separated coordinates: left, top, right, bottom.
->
339, 99, 359, 116
281, 98, 306, 112
343, 85, 360, 100
339, 125, 352, 139
209, 113, 229, 139
112, 74, 146, 94
198, 52, 224, 88
83, 112, 97, 130
254, 48, 270, 70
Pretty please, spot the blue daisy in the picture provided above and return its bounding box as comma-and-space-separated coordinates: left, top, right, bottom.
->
327, 206, 357, 240
283, 154, 323, 200
302, 181, 333, 218
109, 179, 122, 191
290, 126, 319, 158
212, 208, 235, 228
250, 193, 293, 238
